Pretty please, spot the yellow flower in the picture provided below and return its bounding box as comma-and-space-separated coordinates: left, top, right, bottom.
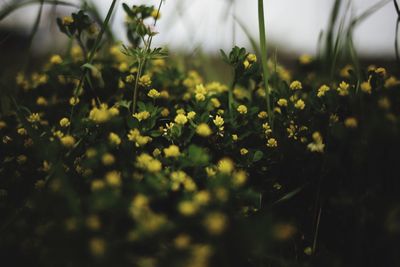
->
174, 234, 191, 249
36, 96, 48, 106
277, 98, 288, 107
240, 148, 249, 155
205, 167, 216, 177
317, 85, 330, 97
60, 135, 75, 148
237, 105, 248, 114
213, 115, 224, 129
17, 155, 27, 164
196, 123, 212, 137
89, 104, 118, 123
217, 158, 234, 174
89, 238, 106, 256
152, 148, 161, 157
210, 98, 221, 108
136, 153, 162, 172
69, 97, 80, 106
187, 111, 196, 120
232, 134, 238, 141
0, 120, 6, 130
164, 145, 180, 158
62, 16, 74, 25
337, 81, 350, 96
133, 111, 150, 122
233, 170, 247, 187
178, 201, 198, 216
263, 122, 272, 135
147, 89, 161, 99
161, 108, 170, 117
127, 129, 152, 147
294, 99, 305, 110
194, 191, 211, 205
290, 80, 302, 90
105, 171, 122, 187
360, 81, 372, 94
340, 65, 353, 78
17, 128, 27, 135
59, 117, 70, 128
174, 114, 188, 125
27, 113, 41, 123
203, 212, 228, 235
243, 60, 250, 69
108, 132, 121, 145
50, 54, 63, 65
378, 97, 391, 110
102, 153, 115, 166
195, 84, 207, 95
375, 67, 387, 77
247, 53, 257, 63
258, 111, 268, 119
267, 138, 278, 148
139, 74, 152, 87
176, 109, 186, 115
195, 93, 206, 102
307, 132, 325, 153
91, 180, 105, 191
385, 76, 400, 88
86, 214, 101, 231
151, 9, 161, 19
299, 54, 312, 65
344, 117, 358, 128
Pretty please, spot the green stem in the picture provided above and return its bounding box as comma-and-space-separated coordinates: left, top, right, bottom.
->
258, 0, 273, 130
131, 0, 164, 114
73, 0, 118, 97
132, 60, 144, 114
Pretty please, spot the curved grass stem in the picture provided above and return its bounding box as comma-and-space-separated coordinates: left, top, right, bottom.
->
258, 0, 274, 130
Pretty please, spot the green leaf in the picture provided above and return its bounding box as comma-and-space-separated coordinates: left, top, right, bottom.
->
253, 150, 264, 162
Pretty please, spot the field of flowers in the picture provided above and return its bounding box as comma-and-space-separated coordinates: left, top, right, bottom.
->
1, 1, 400, 266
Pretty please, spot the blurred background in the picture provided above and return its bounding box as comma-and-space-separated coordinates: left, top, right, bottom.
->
0, 0, 397, 57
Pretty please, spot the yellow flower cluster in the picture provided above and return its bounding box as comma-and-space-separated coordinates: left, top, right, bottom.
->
277, 98, 288, 107
203, 212, 228, 235
147, 89, 161, 98
337, 81, 350, 96
133, 111, 150, 122
290, 80, 302, 90
344, 117, 358, 128
317, 85, 330, 97
27, 113, 41, 123
164, 145, 181, 158
60, 135, 75, 148
89, 104, 119, 123
267, 138, 278, 148
294, 99, 305, 110
59, 117, 70, 128
170, 171, 197, 192
127, 129, 152, 147
195, 84, 207, 102
108, 132, 121, 146
307, 131, 325, 153
174, 114, 188, 125
237, 105, 248, 114
196, 123, 212, 137
136, 153, 162, 173
217, 158, 234, 174
213, 115, 224, 131
139, 74, 152, 87
360, 81, 372, 94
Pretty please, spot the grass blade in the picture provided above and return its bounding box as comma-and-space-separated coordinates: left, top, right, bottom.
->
258, 0, 273, 130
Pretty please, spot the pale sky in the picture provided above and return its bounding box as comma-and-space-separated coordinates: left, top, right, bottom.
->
1, 0, 397, 57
